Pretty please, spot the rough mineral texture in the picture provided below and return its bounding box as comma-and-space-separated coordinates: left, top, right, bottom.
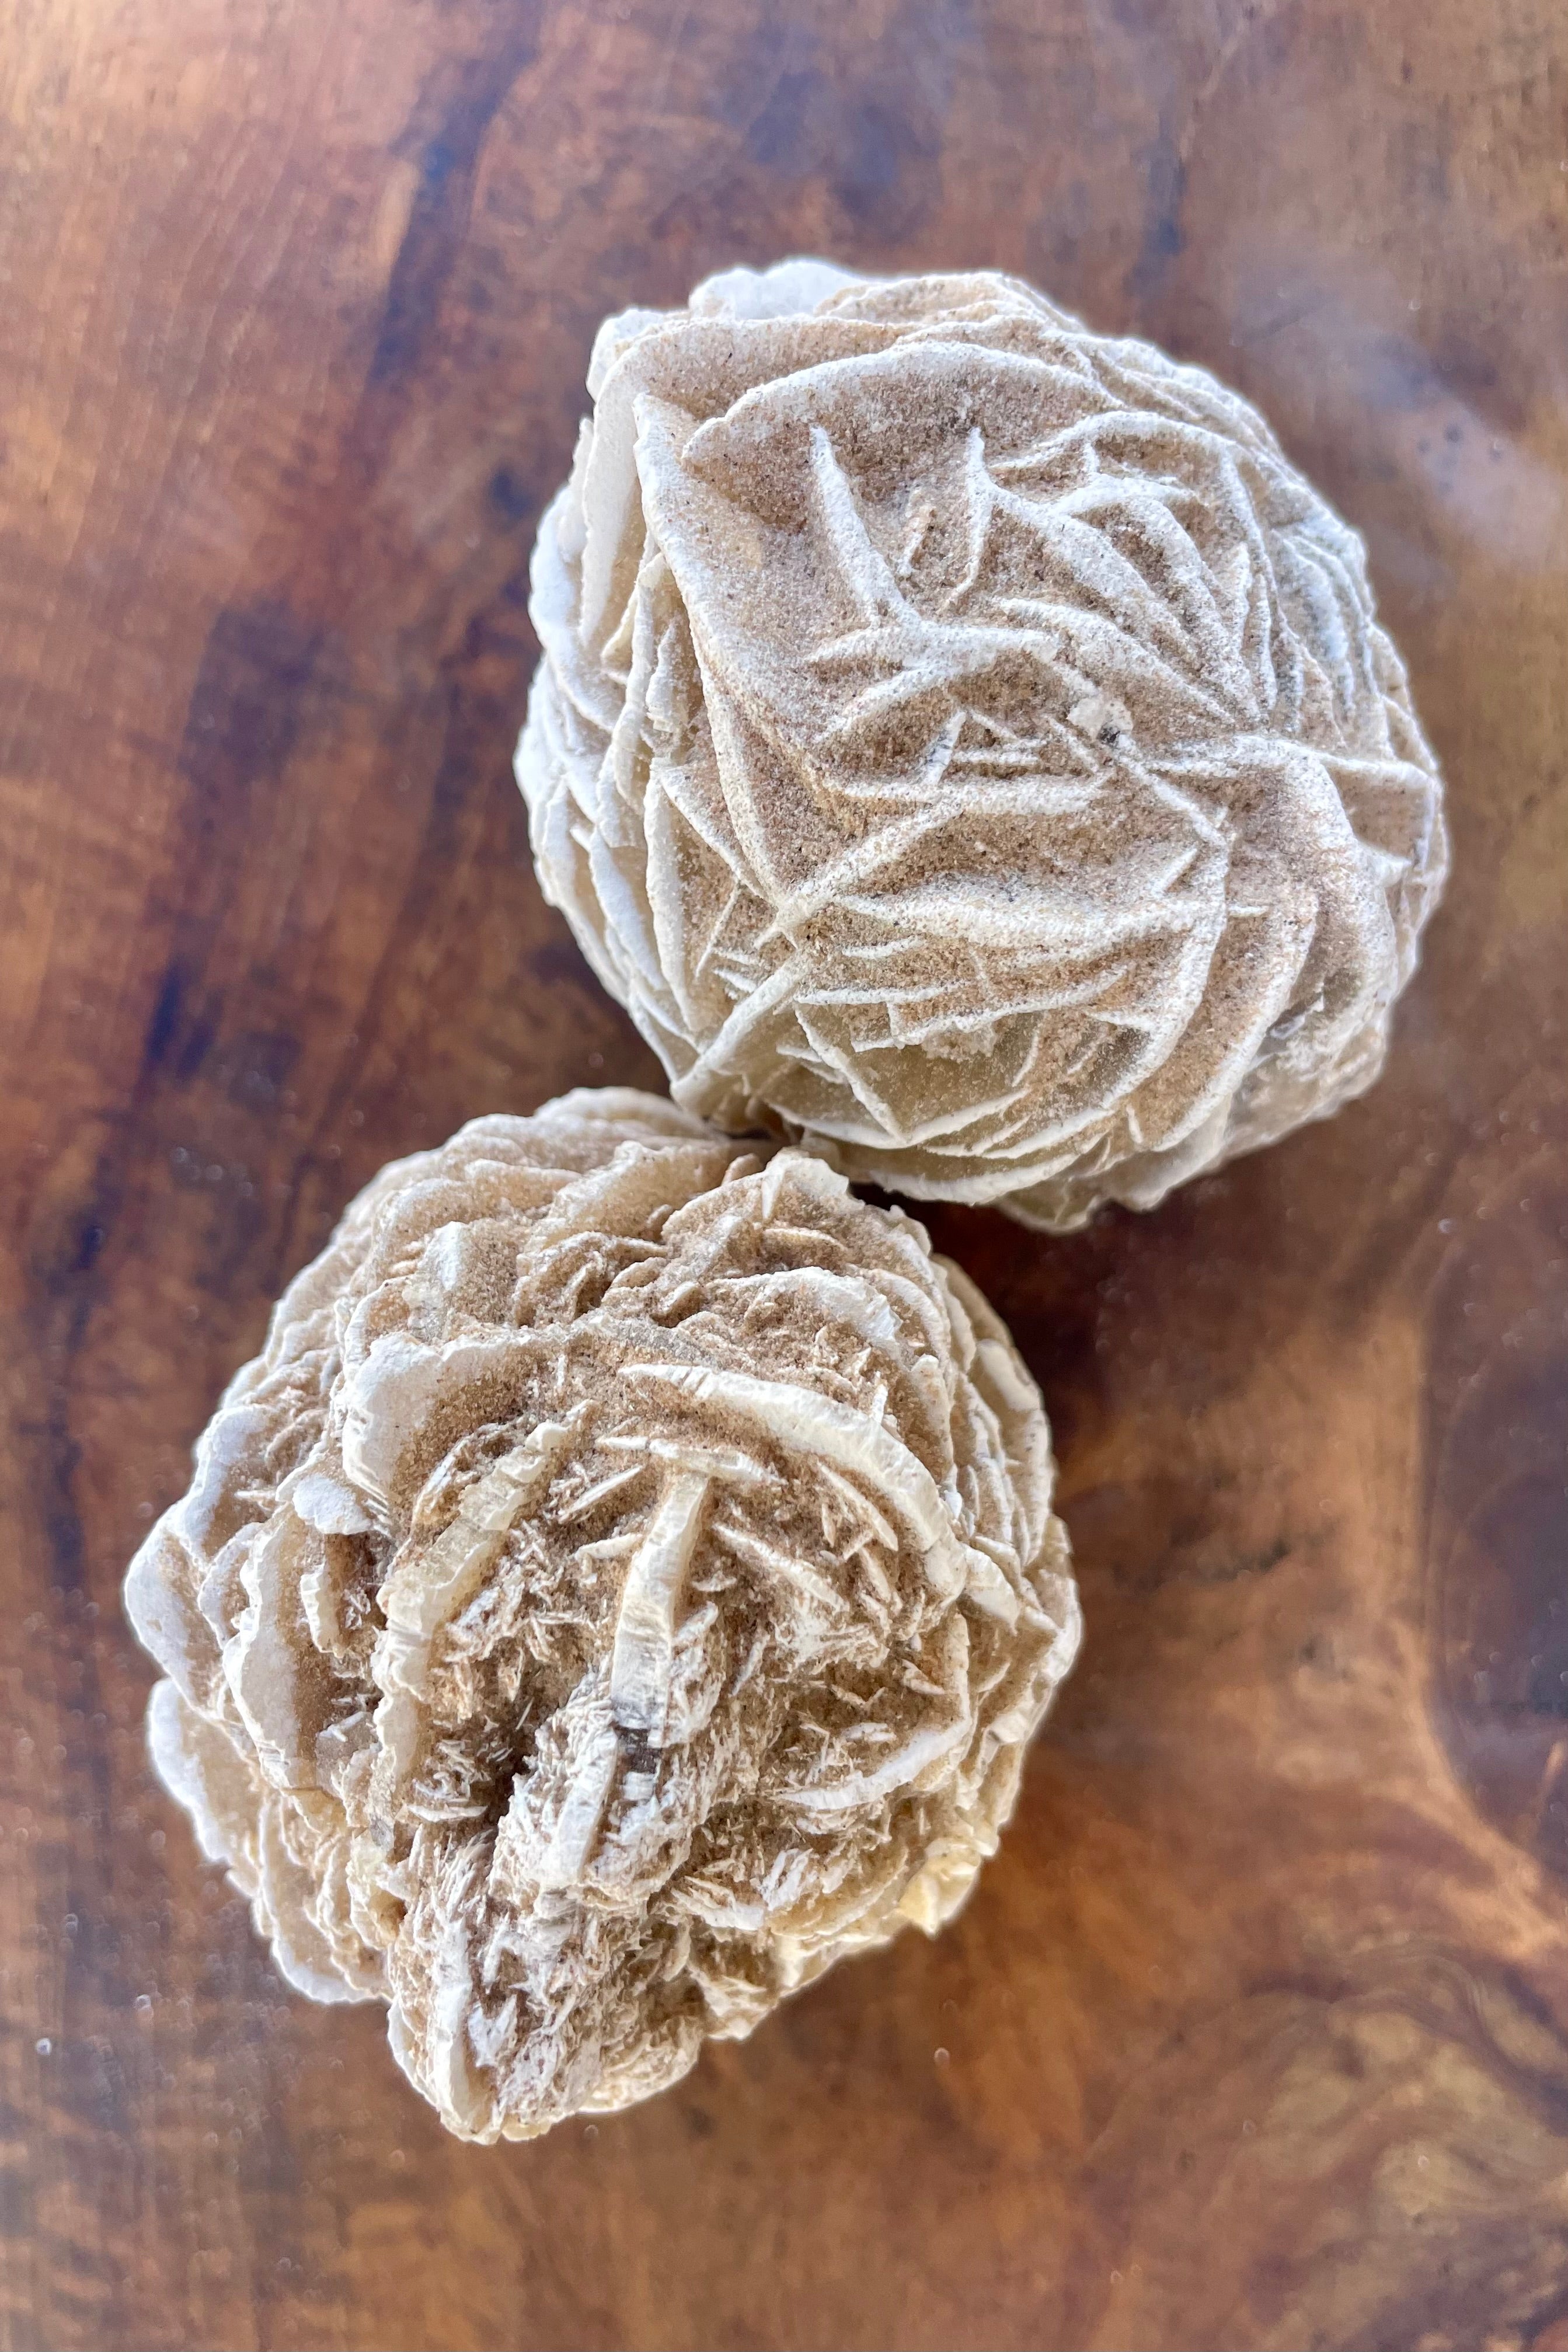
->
125, 1089, 1079, 2140
517, 260, 1448, 1228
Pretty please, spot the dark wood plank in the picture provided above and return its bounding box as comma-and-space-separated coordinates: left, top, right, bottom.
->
2, 2, 1566, 2345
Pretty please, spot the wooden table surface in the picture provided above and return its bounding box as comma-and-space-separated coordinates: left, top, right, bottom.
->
4, 3, 1566, 2346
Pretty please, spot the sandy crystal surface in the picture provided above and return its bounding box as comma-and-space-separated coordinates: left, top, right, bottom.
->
519, 260, 1447, 1227
126, 1089, 1078, 2139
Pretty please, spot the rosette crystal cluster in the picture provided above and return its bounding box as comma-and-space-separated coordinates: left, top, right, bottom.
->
518, 260, 1446, 1228
127, 1092, 1078, 2140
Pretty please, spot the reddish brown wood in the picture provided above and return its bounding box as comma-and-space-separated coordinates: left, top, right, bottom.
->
2, 3, 1566, 2346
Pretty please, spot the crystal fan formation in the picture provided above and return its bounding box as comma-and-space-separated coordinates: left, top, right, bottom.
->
126, 1092, 1079, 2141
518, 260, 1446, 1228
127, 262, 1445, 2144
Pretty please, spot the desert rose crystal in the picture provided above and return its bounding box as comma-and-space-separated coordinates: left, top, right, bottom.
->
517, 261, 1447, 1228
126, 1090, 1078, 2140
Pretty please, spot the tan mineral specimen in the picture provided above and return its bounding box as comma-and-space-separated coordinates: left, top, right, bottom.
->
517, 260, 1448, 1229
125, 1089, 1078, 2140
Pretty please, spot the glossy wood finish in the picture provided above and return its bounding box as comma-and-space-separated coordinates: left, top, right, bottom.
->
3, 4, 1566, 2346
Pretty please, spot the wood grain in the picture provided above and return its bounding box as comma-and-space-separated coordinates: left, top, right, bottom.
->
2, 2, 1566, 2346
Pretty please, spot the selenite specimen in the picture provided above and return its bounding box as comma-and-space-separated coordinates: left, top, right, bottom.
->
126, 1089, 1079, 2140
517, 260, 1447, 1229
